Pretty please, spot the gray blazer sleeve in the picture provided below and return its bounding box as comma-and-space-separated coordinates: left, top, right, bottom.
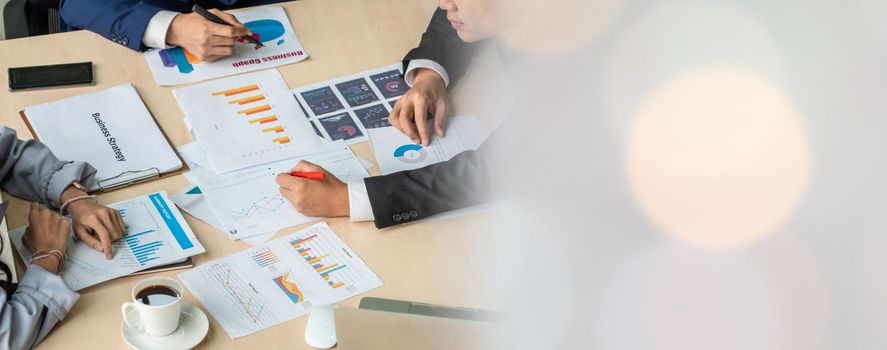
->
0, 265, 80, 350
0, 126, 97, 208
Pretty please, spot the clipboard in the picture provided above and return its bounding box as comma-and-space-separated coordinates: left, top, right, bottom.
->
18, 84, 189, 193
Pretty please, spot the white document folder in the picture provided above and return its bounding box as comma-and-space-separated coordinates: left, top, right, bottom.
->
20, 84, 184, 192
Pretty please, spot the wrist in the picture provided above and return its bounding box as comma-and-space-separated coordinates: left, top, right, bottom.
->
414, 68, 445, 88
32, 255, 60, 274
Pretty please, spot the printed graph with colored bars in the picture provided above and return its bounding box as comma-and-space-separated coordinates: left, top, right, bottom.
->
250, 248, 280, 268
120, 207, 165, 266
290, 234, 349, 290
211, 84, 292, 145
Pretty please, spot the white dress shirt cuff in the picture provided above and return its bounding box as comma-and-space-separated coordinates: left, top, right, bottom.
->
143, 10, 180, 49
348, 180, 375, 222
405, 59, 450, 88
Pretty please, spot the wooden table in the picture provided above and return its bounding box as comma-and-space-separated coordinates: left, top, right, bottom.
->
0, 0, 506, 348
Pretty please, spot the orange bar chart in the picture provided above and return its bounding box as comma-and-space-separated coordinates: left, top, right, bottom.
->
238, 104, 272, 115
249, 116, 278, 124
212, 84, 260, 96
229, 94, 266, 105
273, 136, 291, 144
262, 126, 285, 133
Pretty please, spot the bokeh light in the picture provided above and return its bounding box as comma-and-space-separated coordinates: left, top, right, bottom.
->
626, 67, 809, 249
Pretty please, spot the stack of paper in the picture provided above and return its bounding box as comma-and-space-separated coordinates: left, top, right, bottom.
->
174, 69, 326, 174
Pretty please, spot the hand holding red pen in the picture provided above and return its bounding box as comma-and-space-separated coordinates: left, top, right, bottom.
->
276, 161, 349, 217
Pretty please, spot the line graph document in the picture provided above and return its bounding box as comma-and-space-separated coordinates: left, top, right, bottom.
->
367, 115, 489, 174
178, 222, 383, 338
192, 147, 370, 240
9, 192, 205, 291
145, 6, 308, 86
174, 69, 325, 173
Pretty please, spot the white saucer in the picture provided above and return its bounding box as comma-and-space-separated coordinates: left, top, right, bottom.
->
121, 303, 209, 350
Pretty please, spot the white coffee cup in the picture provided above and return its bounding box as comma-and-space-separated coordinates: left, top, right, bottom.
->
121, 277, 184, 336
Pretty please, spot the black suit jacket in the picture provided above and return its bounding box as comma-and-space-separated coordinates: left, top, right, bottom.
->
365, 8, 500, 228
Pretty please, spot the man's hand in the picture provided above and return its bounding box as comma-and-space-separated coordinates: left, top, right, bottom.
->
61, 186, 124, 260
166, 9, 249, 61
276, 161, 350, 217
389, 68, 448, 146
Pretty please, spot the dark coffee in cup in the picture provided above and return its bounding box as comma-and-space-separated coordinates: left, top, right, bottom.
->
135, 285, 180, 306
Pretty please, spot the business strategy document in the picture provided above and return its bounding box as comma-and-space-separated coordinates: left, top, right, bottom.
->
9, 192, 205, 291
21, 84, 183, 191
178, 222, 383, 338
367, 114, 489, 174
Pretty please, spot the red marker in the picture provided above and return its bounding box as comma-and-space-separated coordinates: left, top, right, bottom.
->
289, 171, 326, 180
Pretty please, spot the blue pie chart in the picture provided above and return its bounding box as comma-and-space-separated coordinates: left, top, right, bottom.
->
393, 144, 428, 163
245, 19, 286, 43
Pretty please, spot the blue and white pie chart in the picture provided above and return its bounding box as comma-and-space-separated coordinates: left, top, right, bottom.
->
393, 144, 428, 164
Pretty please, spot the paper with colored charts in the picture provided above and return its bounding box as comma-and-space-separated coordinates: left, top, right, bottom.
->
189, 146, 370, 240
173, 69, 325, 174
144, 6, 307, 86
292, 63, 410, 145
367, 115, 489, 174
9, 192, 205, 291
178, 222, 383, 338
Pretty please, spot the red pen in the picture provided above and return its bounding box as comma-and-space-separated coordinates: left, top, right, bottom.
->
289, 171, 326, 180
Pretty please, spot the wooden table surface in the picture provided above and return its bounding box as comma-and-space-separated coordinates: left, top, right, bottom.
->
0, 0, 506, 348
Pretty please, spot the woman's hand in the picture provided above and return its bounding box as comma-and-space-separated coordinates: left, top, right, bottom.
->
389, 68, 448, 146
23, 203, 70, 274
275, 161, 350, 217
61, 186, 124, 260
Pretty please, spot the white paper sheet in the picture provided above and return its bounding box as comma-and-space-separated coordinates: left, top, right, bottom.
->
367, 115, 489, 174
23, 84, 182, 191
292, 63, 409, 145
174, 69, 325, 173
9, 192, 205, 291
192, 147, 370, 240
145, 6, 308, 86
178, 222, 383, 338
171, 185, 277, 246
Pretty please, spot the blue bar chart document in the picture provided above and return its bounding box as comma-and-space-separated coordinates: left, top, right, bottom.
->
178, 222, 382, 338
9, 192, 206, 291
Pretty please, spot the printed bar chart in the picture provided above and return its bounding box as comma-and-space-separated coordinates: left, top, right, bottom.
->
272, 136, 291, 144
249, 116, 279, 124
124, 230, 164, 266
262, 126, 285, 133
250, 248, 280, 268
289, 234, 348, 289
238, 104, 273, 115
212, 84, 260, 96
229, 94, 266, 105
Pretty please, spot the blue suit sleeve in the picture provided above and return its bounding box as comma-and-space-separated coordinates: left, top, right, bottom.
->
59, 0, 167, 51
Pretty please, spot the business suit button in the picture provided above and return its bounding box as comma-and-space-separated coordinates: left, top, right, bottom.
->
409, 210, 419, 218
401, 212, 410, 220
392, 213, 402, 222
122, 37, 129, 46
